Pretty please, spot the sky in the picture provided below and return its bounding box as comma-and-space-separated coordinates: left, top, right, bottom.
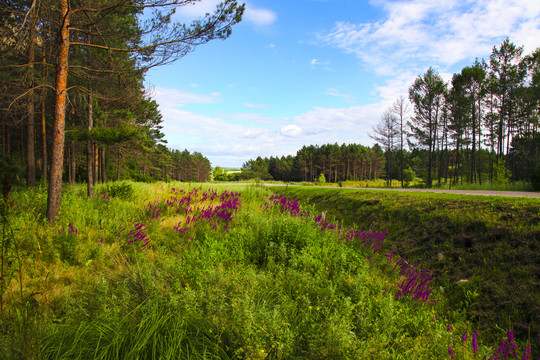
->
144, 0, 540, 168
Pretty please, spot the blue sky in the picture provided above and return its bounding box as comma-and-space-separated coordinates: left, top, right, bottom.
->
145, 0, 540, 168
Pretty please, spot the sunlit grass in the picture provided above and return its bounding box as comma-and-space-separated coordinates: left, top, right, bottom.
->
0, 181, 535, 359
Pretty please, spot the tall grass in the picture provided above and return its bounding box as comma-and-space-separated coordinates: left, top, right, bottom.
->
0, 181, 535, 359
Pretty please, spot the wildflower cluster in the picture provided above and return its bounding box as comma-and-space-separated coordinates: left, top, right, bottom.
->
172, 188, 241, 243
447, 328, 533, 360
144, 200, 164, 220
262, 193, 435, 303
112, 187, 242, 256
117, 222, 151, 257
55, 222, 79, 264
263, 194, 307, 216
488, 330, 520, 360
101, 191, 110, 202
391, 259, 436, 303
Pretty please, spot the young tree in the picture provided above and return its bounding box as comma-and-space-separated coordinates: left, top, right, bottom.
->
408, 67, 447, 187
391, 96, 409, 187
489, 38, 525, 158
369, 109, 399, 186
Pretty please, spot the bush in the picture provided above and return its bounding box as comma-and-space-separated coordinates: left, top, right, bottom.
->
317, 173, 326, 184
131, 174, 158, 183
55, 223, 79, 265
403, 167, 416, 187
530, 165, 540, 190
103, 182, 134, 200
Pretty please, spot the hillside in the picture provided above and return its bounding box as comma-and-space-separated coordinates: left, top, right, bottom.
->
273, 186, 540, 358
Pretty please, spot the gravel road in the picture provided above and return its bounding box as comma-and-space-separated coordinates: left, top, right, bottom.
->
261, 184, 540, 198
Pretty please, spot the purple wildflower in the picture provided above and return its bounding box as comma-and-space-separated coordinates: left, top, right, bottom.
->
472, 332, 478, 357
521, 343, 530, 360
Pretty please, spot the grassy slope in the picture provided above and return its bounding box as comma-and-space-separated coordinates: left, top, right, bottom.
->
0, 182, 507, 359
273, 186, 540, 357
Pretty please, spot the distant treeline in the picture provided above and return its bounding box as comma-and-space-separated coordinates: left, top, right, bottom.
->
232, 143, 511, 186
232, 143, 386, 183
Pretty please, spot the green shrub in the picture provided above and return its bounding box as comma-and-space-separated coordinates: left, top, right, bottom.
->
403, 167, 416, 187
54, 223, 79, 265
103, 182, 134, 199
530, 165, 540, 190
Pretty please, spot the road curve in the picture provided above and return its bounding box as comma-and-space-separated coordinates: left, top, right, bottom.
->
209, 182, 540, 198
260, 184, 540, 198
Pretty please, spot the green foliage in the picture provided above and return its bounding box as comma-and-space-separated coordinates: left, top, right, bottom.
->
530, 165, 540, 190
54, 223, 79, 265
493, 158, 509, 184
101, 182, 134, 200
0, 155, 25, 187
317, 173, 326, 184
67, 126, 139, 145
402, 167, 416, 187
130, 173, 158, 183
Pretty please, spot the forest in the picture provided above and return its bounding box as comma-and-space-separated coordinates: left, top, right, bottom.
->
0, 0, 244, 221
239, 39, 540, 190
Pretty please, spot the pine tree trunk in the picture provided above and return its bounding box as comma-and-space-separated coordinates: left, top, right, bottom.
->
26, 25, 36, 187
41, 27, 48, 183
41, 87, 47, 182
6, 122, 10, 155
100, 147, 107, 183
93, 143, 98, 185
87, 92, 93, 197
1, 112, 5, 155
46, 0, 69, 222
20, 122, 24, 158
116, 150, 121, 181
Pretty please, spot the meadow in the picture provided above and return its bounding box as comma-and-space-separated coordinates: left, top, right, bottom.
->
0, 181, 535, 359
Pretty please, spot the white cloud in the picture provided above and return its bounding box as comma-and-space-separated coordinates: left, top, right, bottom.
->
175, 0, 222, 19
244, 4, 277, 27
325, 88, 356, 103
154, 87, 221, 107
310, 58, 320, 65
243, 103, 268, 109
319, 0, 540, 75
281, 125, 302, 137
175, 1, 276, 28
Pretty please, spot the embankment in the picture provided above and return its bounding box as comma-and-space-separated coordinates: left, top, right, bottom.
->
273, 186, 540, 356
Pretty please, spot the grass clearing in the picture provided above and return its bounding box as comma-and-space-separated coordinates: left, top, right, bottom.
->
0, 181, 535, 359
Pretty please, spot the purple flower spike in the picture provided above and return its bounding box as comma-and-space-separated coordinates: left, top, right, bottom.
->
521, 343, 530, 360
472, 332, 478, 357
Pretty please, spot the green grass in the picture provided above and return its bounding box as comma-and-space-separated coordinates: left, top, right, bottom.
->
0, 181, 533, 359
273, 186, 540, 358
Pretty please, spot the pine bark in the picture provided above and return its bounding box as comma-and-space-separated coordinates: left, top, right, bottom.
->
87, 92, 93, 197
46, 0, 69, 221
